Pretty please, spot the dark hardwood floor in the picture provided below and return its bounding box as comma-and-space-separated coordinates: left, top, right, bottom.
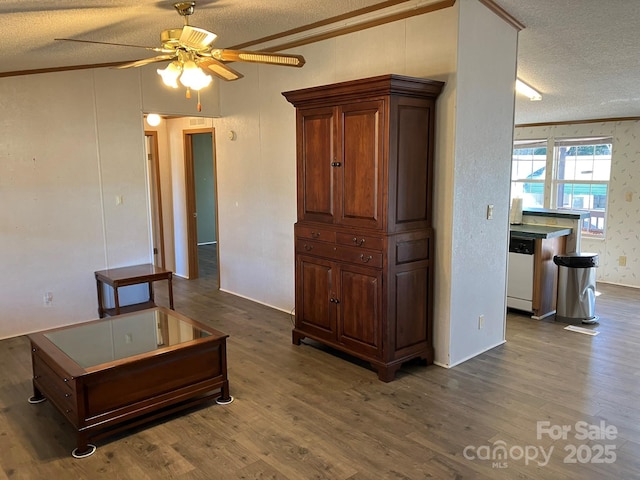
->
1, 278, 638, 479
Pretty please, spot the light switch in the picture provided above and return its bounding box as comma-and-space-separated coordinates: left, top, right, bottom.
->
116, 195, 124, 205
487, 204, 494, 220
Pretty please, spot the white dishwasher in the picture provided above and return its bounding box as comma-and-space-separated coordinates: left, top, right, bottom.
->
507, 237, 535, 312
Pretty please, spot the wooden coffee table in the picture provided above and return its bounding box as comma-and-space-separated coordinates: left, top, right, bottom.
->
27, 307, 232, 458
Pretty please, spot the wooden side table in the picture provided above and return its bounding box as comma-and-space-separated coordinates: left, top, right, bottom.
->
94, 264, 174, 318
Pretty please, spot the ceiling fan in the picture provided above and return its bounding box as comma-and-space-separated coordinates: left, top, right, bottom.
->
56, 1, 306, 109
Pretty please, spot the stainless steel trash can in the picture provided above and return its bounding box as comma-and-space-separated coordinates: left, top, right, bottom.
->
553, 253, 599, 324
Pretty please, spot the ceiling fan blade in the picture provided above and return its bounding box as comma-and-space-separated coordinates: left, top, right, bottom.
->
179, 25, 217, 50
211, 49, 305, 68
115, 55, 176, 69
197, 57, 244, 81
55, 38, 173, 53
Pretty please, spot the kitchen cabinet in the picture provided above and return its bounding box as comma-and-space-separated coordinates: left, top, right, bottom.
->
284, 75, 443, 381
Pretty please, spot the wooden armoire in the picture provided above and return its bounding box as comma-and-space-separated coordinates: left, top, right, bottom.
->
282, 74, 443, 381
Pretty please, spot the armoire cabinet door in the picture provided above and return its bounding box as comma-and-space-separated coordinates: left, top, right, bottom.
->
337, 264, 382, 358
297, 106, 336, 224
295, 255, 335, 340
338, 100, 385, 230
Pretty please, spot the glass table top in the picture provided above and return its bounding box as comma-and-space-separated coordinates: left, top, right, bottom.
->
44, 309, 211, 369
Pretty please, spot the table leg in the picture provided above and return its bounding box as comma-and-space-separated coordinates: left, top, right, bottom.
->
168, 274, 174, 310
28, 385, 46, 404
215, 380, 233, 405
114, 287, 121, 315
72, 433, 96, 459
96, 278, 105, 318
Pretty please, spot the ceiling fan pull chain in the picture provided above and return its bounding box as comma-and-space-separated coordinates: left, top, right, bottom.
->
197, 90, 202, 112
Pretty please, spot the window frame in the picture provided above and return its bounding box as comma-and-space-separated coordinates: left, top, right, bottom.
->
511, 137, 613, 239
551, 138, 612, 238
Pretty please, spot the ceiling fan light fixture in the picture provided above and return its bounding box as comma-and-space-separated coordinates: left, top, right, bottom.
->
179, 60, 211, 90
157, 61, 182, 88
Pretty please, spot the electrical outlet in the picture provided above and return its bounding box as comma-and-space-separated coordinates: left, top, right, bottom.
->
125, 333, 133, 344
625, 192, 633, 202
619, 256, 627, 267
478, 314, 485, 329
43, 291, 53, 306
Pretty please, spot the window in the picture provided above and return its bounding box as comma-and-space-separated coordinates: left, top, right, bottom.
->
511, 137, 612, 238
553, 139, 612, 237
511, 140, 547, 209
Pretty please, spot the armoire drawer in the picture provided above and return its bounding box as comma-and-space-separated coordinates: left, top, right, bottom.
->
336, 232, 384, 251
295, 225, 336, 243
296, 238, 382, 268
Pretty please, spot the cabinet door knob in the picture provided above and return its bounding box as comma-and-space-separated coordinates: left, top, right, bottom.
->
360, 254, 373, 263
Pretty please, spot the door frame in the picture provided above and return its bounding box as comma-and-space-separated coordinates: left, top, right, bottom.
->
145, 130, 166, 269
183, 128, 218, 281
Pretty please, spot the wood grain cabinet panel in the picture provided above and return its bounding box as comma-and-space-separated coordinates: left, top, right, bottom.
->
284, 75, 443, 381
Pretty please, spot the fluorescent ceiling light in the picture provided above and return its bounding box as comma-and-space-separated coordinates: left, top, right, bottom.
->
516, 79, 542, 101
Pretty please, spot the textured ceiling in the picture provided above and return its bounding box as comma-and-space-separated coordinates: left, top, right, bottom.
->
495, 0, 640, 124
1, 0, 639, 125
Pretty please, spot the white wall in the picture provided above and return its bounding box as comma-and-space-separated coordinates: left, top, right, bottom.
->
515, 120, 640, 288
444, 0, 518, 366
0, 68, 151, 337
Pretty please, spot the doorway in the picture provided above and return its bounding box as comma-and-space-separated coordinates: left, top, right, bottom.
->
145, 131, 165, 269
184, 129, 218, 281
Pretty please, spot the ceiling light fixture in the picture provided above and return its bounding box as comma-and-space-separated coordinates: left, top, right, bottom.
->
157, 51, 212, 111
146, 113, 162, 127
516, 78, 542, 101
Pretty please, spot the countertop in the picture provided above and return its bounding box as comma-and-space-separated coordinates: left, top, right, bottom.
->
522, 208, 591, 220
510, 224, 573, 239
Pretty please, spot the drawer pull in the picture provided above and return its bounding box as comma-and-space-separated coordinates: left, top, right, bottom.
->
329, 297, 340, 304
311, 232, 320, 238
304, 244, 313, 251
331, 162, 342, 167
63, 378, 69, 383
360, 254, 373, 263
65, 393, 71, 398
352, 237, 366, 246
